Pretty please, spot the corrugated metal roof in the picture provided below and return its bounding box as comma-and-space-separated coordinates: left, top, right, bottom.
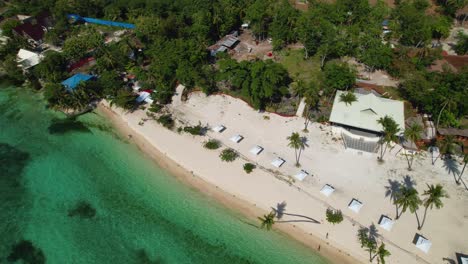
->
329, 90, 405, 133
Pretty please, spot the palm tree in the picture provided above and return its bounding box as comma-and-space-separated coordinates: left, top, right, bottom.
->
339, 92, 357, 106
377, 116, 400, 161
456, 153, 468, 185
436, 96, 456, 130
437, 135, 457, 162
287, 132, 306, 167
419, 184, 448, 230
403, 123, 423, 170
375, 243, 391, 264
394, 186, 421, 220
258, 210, 276, 230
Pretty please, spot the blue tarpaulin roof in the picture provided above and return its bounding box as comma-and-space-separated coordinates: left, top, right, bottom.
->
61, 73, 93, 91
67, 14, 136, 29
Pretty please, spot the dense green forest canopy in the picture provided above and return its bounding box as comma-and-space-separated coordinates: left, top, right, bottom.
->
1, 0, 467, 127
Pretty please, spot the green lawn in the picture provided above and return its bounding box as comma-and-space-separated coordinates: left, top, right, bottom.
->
277, 49, 323, 85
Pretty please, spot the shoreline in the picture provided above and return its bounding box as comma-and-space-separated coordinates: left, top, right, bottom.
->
96, 103, 360, 264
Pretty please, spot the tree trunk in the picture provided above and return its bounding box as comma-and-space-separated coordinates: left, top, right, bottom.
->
415, 210, 421, 230
295, 147, 299, 166
436, 101, 449, 130
404, 151, 412, 170
395, 204, 400, 220
320, 54, 327, 68
418, 207, 429, 230
456, 162, 466, 184
298, 147, 303, 166
304, 107, 310, 131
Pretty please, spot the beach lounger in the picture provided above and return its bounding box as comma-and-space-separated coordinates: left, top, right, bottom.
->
414, 234, 432, 253
213, 125, 226, 133
320, 184, 335, 197
249, 145, 263, 155
378, 215, 394, 231
348, 199, 363, 213
294, 170, 309, 181
230, 135, 243, 143
271, 157, 285, 168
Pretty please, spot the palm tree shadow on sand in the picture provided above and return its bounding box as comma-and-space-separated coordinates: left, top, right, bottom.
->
443, 158, 460, 183
402, 175, 417, 188
272, 201, 320, 224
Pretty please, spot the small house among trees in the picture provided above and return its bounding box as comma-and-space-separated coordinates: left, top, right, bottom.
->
208, 33, 239, 57
12, 11, 53, 48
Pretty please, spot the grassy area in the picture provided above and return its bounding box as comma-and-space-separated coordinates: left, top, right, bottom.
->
277, 49, 323, 85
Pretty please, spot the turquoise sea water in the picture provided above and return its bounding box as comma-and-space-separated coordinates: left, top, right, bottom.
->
0, 83, 329, 264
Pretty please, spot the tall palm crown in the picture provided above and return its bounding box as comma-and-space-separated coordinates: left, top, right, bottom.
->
395, 186, 421, 214
438, 135, 457, 157
339, 92, 357, 106
287, 132, 303, 150
377, 243, 391, 264
423, 184, 448, 209
258, 211, 276, 230
404, 123, 423, 144
378, 115, 400, 141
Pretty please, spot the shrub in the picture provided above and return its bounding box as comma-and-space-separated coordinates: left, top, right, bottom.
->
243, 163, 256, 173
326, 208, 343, 224
157, 114, 174, 129
149, 103, 164, 113
204, 139, 221, 149
183, 123, 206, 136
220, 148, 238, 162
317, 115, 328, 123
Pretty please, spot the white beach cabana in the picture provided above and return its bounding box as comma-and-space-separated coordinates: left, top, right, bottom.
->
294, 170, 309, 181
459, 255, 468, 264
250, 145, 263, 155
271, 157, 285, 168
213, 125, 226, 133
320, 184, 335, 197
230, 134, 243, 143
378, 215, 394, 231
348, 199, 363, 213
415, 235, 432, 253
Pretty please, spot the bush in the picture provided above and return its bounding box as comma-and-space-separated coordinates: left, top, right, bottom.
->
149, 103, 164, 113
204, 139, 221, 149
157, 114, 174, 129
183, 123, 206, 136
220, 148, 238, 162
326, 208, 343, 224
317, 115, 328, 123
243, 163, 256, 173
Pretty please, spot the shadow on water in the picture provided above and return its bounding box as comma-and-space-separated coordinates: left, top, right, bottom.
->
7, 240, 46, 264
68, 201, 97, 219
48, 117, 92, 135
0, 143, 30, 182
136, 249, 165, 264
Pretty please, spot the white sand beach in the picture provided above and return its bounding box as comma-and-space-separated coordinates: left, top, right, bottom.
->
97, 87, 468, 264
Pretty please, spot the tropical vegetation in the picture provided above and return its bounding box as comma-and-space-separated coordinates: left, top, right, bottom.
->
325, 208, 343, 225
243, 163, 256, 174
403, 123, 423, 170
220, 148, 238, 162
204, 139, 221, 150
258, 210, 276, 231
287, 132, 306, 167
377, 116, 400, 162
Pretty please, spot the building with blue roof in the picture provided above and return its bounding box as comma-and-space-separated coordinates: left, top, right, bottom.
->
61, 73, 94, 91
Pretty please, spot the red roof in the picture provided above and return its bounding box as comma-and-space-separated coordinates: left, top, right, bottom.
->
12, 11, 52, 42
13, 22, 45, 41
